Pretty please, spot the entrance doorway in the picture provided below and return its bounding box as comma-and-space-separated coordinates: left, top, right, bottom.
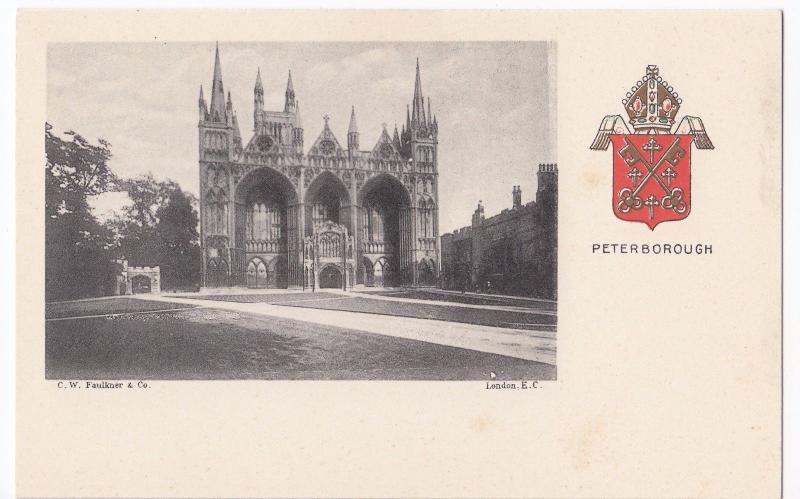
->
131, 275, 152, 294
319, 265, 343, 289
246, 258, 268, 288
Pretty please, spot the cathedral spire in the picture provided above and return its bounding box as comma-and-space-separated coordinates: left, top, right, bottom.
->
198, 85, 207, 121
347, 105, 359, 153
254, 67, 263, 92
253, 68, 264, 132
284, 70, 296, 112
411, 58, 426, 126
293, 100, 304, 151
209, 42, 226, 122
427, 97, 432, 127
348, 105, 358, 135
393, 124, 401, 150
232, 111, 242, 148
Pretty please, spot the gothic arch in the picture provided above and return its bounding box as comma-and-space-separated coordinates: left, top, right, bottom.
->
206, 257, 228, 287
318, 263, 344, 289
205, 186, 229, 235
304, 171, 351, 235
418, 258, 436, 286
234, 166, 298, 206
357, 173, 411, 207
361, 256, 375, 287
246, 257, 268, 288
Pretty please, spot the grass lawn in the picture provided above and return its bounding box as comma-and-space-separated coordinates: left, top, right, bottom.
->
363, 289, 558, 311
46, 296, 196, 319
45, 300, 555, 380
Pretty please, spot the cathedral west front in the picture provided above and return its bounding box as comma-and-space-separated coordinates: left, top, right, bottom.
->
198, 44, 440, 290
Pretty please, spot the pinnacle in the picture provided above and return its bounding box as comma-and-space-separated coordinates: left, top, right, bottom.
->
255, 67, 263, 89
348, 105, 358, 135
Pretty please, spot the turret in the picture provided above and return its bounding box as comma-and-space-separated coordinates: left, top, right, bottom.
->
293, 100, 304, 151
208, 42, 226, 123
407, 59, 437, 172
536, 163, 558, 198
254, 67, 264, 131
232, 111, 242, 150
198, 85, 208, 122
226, 91, 233, 126
471, 200, 485, 226
411, 58, 426, 131
347, 105, 359, 154
284, 70, 296, 113
513, 185, 522, 209
392, 124, 401, 151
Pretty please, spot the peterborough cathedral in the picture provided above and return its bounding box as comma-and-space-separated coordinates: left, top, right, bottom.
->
198, 45, 440, 289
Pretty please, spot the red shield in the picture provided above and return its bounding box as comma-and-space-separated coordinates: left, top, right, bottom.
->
609, 134, 693, 230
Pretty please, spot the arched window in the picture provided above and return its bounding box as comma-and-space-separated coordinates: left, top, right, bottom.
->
247, 198, 285, 242
206, 188, 228, 234
418, 198, 434, 238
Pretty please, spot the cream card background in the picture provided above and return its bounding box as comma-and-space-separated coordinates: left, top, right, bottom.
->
16, 10, 782, 498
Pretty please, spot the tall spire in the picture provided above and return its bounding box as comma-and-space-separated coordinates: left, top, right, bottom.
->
253, 68, 264, 132
198, 85, 207, 121
347, 105, 359, 152
292, 100, 304, 151
254, 67, 263, 92
348, 105, 358, 135
427, 97, 432, 126
295, 100, 302, 128
411, 58, 426, 126
393, 124, 401, 150
284, 70, 296, 112
209, 42, 226, 122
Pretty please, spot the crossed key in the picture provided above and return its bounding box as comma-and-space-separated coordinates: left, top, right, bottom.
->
617, 136, 688, 218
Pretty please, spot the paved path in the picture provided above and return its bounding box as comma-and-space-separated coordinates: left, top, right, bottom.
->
137, 293, 556, 366
342, 289, 556, 315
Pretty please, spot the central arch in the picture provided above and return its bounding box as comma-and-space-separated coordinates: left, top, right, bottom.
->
305, 172, 352, 236
358, 174, 411, 287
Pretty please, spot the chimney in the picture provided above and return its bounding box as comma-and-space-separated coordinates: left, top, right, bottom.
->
513, 185, 522, 209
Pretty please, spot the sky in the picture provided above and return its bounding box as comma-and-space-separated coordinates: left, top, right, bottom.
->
47, 41, 556, 234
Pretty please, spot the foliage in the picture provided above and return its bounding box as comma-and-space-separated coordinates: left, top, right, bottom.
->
46, 123, 201, 298
45, 123, 118, 300
155, 188, 201, 290
108, 176, 201, 291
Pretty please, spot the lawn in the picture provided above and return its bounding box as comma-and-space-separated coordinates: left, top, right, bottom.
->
363, 289, 558, 311
46, 296, 196, 319
45, 299, 555, 380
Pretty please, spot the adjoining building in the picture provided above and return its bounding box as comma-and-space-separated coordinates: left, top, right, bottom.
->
197, 44, 440, 290
440, 164, 557, 299
112, 260, 161, 295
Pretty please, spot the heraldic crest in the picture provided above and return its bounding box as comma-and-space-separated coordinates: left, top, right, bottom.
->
590, 65, 714, 229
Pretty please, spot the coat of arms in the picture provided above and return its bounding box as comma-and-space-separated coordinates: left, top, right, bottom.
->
591, 65, 714, 229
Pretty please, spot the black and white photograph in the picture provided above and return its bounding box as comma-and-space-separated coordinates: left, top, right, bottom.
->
45, 41, 558, 381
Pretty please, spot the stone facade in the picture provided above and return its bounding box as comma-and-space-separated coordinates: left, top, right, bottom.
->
440, 164, 557, 299
198, 45, 440, 289
113, 260, 161, 295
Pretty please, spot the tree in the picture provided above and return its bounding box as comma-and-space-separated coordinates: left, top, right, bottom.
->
45, 123, 118, 300
155, 188, 201, 290
108, 174, 179, 265
107, 175, 201, 291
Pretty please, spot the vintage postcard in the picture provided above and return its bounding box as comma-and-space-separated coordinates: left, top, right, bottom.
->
15, 9, 782, 499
